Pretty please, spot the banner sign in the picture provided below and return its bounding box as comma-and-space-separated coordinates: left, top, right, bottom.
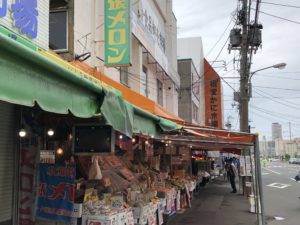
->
105, 0, 131, 66
37, 164, 76, 222
18, 144, 40, 225
0, 0, 49, 49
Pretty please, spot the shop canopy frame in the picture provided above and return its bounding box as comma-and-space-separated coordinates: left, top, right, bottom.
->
157, 126, 257, 154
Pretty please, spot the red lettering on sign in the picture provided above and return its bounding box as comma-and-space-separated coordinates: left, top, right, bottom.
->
39, 183, 47, 197
20, 150, 35, 169
20, 173, 33, 192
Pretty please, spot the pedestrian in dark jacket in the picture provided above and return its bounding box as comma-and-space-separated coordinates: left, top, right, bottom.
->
226, 159, 238, 193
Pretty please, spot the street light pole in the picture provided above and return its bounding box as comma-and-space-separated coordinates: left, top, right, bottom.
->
248, 62, 287, 99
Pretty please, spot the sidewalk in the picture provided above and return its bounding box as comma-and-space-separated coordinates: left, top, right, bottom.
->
167, 178, 257, 225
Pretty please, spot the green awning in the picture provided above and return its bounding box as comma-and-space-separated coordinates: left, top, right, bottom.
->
0, 32, 102, 118
100, 90, 134, 137
133, 113, 159, 137
0, 29, 180, 137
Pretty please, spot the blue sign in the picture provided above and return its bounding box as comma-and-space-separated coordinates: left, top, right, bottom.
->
0, 0, 39, 38
11, 0, 39, 38
0, 0, 7, 17
37, 164, 76, 222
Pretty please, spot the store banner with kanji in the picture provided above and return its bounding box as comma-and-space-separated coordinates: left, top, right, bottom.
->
36, 164, 76, 221
105, 0, 131, 66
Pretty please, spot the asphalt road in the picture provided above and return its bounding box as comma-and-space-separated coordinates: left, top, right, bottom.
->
261, 161, 300, 225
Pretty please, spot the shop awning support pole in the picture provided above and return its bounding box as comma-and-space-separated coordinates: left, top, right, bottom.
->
255, 136, 265, 225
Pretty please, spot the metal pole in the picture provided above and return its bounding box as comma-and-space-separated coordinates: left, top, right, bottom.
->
253, 145, 260, 223
239, 0, 249, 132
255, 136, 265, 225
289, 121, 292, 140
91, 0, 96, 68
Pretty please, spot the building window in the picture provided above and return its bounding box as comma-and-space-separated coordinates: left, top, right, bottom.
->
49, 10, 68, 52
141, 66, 148, 97
157, 79, 163, 106
192, 102, 199, 122
120, 67, 129, 86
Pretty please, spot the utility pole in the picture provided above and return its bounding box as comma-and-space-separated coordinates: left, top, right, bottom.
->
239, 0, 249, 132
289, 121, 292, 140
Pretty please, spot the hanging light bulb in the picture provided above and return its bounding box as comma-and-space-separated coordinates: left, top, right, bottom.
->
132, 138, 136, 143
145, 140, 149, 145
47, 128, 54, 136
119, 134, 123, 139
56, 147, 64, 155
19, 128, 26, 138
151, 135, 154, 139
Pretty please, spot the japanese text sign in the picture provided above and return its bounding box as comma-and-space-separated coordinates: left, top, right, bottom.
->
0, 0, 38, 38
0, 0, 49, 49
105, 0, 131, 66
37, 164, 76, 222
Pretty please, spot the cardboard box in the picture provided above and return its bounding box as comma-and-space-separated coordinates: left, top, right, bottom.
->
82, 214, 118, 225
174, 170, 185, 178
72, 203, 82, 218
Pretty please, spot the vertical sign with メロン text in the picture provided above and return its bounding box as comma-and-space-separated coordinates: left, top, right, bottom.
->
105, 0, 131, 66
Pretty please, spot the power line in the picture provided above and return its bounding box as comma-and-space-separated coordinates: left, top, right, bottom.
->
254, 86, 300, 92
253, 89, 300, 110
251, 108, 300, 126
251, 105, 300, 120
205, 17, 234, 57
226, 81, 300, 91
259, 1, 300, 9
254, 87, 300, 108
253, 8, 300, 25
252, 73, 300, 81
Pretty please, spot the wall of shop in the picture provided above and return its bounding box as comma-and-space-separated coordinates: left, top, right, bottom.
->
0, 101, 16, 225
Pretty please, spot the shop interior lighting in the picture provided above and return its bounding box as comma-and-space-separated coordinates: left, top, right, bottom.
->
19, 128, 27, 138
47, 128, 54, 136
119, 135, 123, 139
151, 135, 154, 138
145, 140, 149, 145
131, 138, 136, 143
165, 143, 168, 147
56, 147, 64, 155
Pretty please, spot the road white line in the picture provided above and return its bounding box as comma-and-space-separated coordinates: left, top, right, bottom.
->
262, 172, 270, 175
263, 167, 281, 175
267, 183, 290, 189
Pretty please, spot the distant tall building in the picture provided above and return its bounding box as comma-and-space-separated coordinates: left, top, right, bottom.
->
272, 123, 282, 140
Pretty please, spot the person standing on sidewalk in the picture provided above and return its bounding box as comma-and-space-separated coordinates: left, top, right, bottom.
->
226, 158, 238, 193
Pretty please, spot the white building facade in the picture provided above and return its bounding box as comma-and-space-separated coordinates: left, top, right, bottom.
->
275, 138, 300, 157
50, 0, 180, 116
